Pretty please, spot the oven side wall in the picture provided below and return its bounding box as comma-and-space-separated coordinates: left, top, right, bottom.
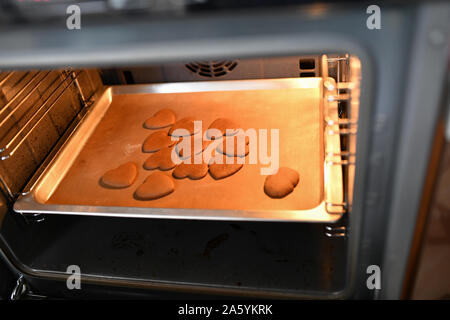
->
381, 3, 450, 299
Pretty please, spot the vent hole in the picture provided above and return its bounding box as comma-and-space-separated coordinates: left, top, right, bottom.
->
299, 59, 315, 70
123, 71, 135, 84
185, 64, 198, 73
300, 72, 316, 77
228, 62, 238, 71
213, 61, 226, 67
185, 60, 238, 78
199, 72, 212, 77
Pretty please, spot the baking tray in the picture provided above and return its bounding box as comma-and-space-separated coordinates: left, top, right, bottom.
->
14, 78, 343, 222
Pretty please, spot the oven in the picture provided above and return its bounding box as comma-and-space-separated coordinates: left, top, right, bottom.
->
0, 0, 448, 300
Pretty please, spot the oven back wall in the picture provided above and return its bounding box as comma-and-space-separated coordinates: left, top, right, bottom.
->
114, 56, 320, 84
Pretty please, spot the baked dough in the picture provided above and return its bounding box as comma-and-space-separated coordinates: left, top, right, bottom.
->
173, 163, 209, 180
168, 117, 200, 137
216, 134, 249, 157
209, 162, 243, 180
175, 134, 210, 159
203, 138, 225, 165
142, 131, 176, 153
144, 109, 176, 129
206, 118, 239, 139
143, 147, 178, 171
264, 167, 299, 198
101, 162, 138, 188
135, 172, 175, 200
207, 142, 245, 180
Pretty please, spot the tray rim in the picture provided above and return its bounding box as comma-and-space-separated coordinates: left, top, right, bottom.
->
14, 78, 343, 223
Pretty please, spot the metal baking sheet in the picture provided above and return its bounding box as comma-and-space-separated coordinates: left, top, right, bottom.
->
14, 78, 343, 222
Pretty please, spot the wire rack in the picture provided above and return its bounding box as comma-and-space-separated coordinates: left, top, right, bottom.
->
322, 54, 360, 237
0, 70, 94, 202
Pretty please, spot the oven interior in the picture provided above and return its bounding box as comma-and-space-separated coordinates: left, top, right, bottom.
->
0, 53, 362, 298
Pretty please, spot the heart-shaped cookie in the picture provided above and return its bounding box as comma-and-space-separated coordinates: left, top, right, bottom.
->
264, 167, 299, 198
216, 133, 249, 157
168, 117, 201, 137
135, 172, 175, 200
175, 134, 211, 159
142, 131, 177, 153
144, 109, 176, 129
206, 118, 239, 139
143, 147, 178, 171
209, 161, 243, 180
101, 162, 138, 188
173, 161, 209, 180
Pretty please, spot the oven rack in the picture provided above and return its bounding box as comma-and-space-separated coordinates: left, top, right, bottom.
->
322, 54, 358, 227
0, 70, 93, 201
324, 224, 347, 238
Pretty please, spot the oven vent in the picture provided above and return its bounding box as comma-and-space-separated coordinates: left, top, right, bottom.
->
185, 60, 238, 78
299, 57, 319, 77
